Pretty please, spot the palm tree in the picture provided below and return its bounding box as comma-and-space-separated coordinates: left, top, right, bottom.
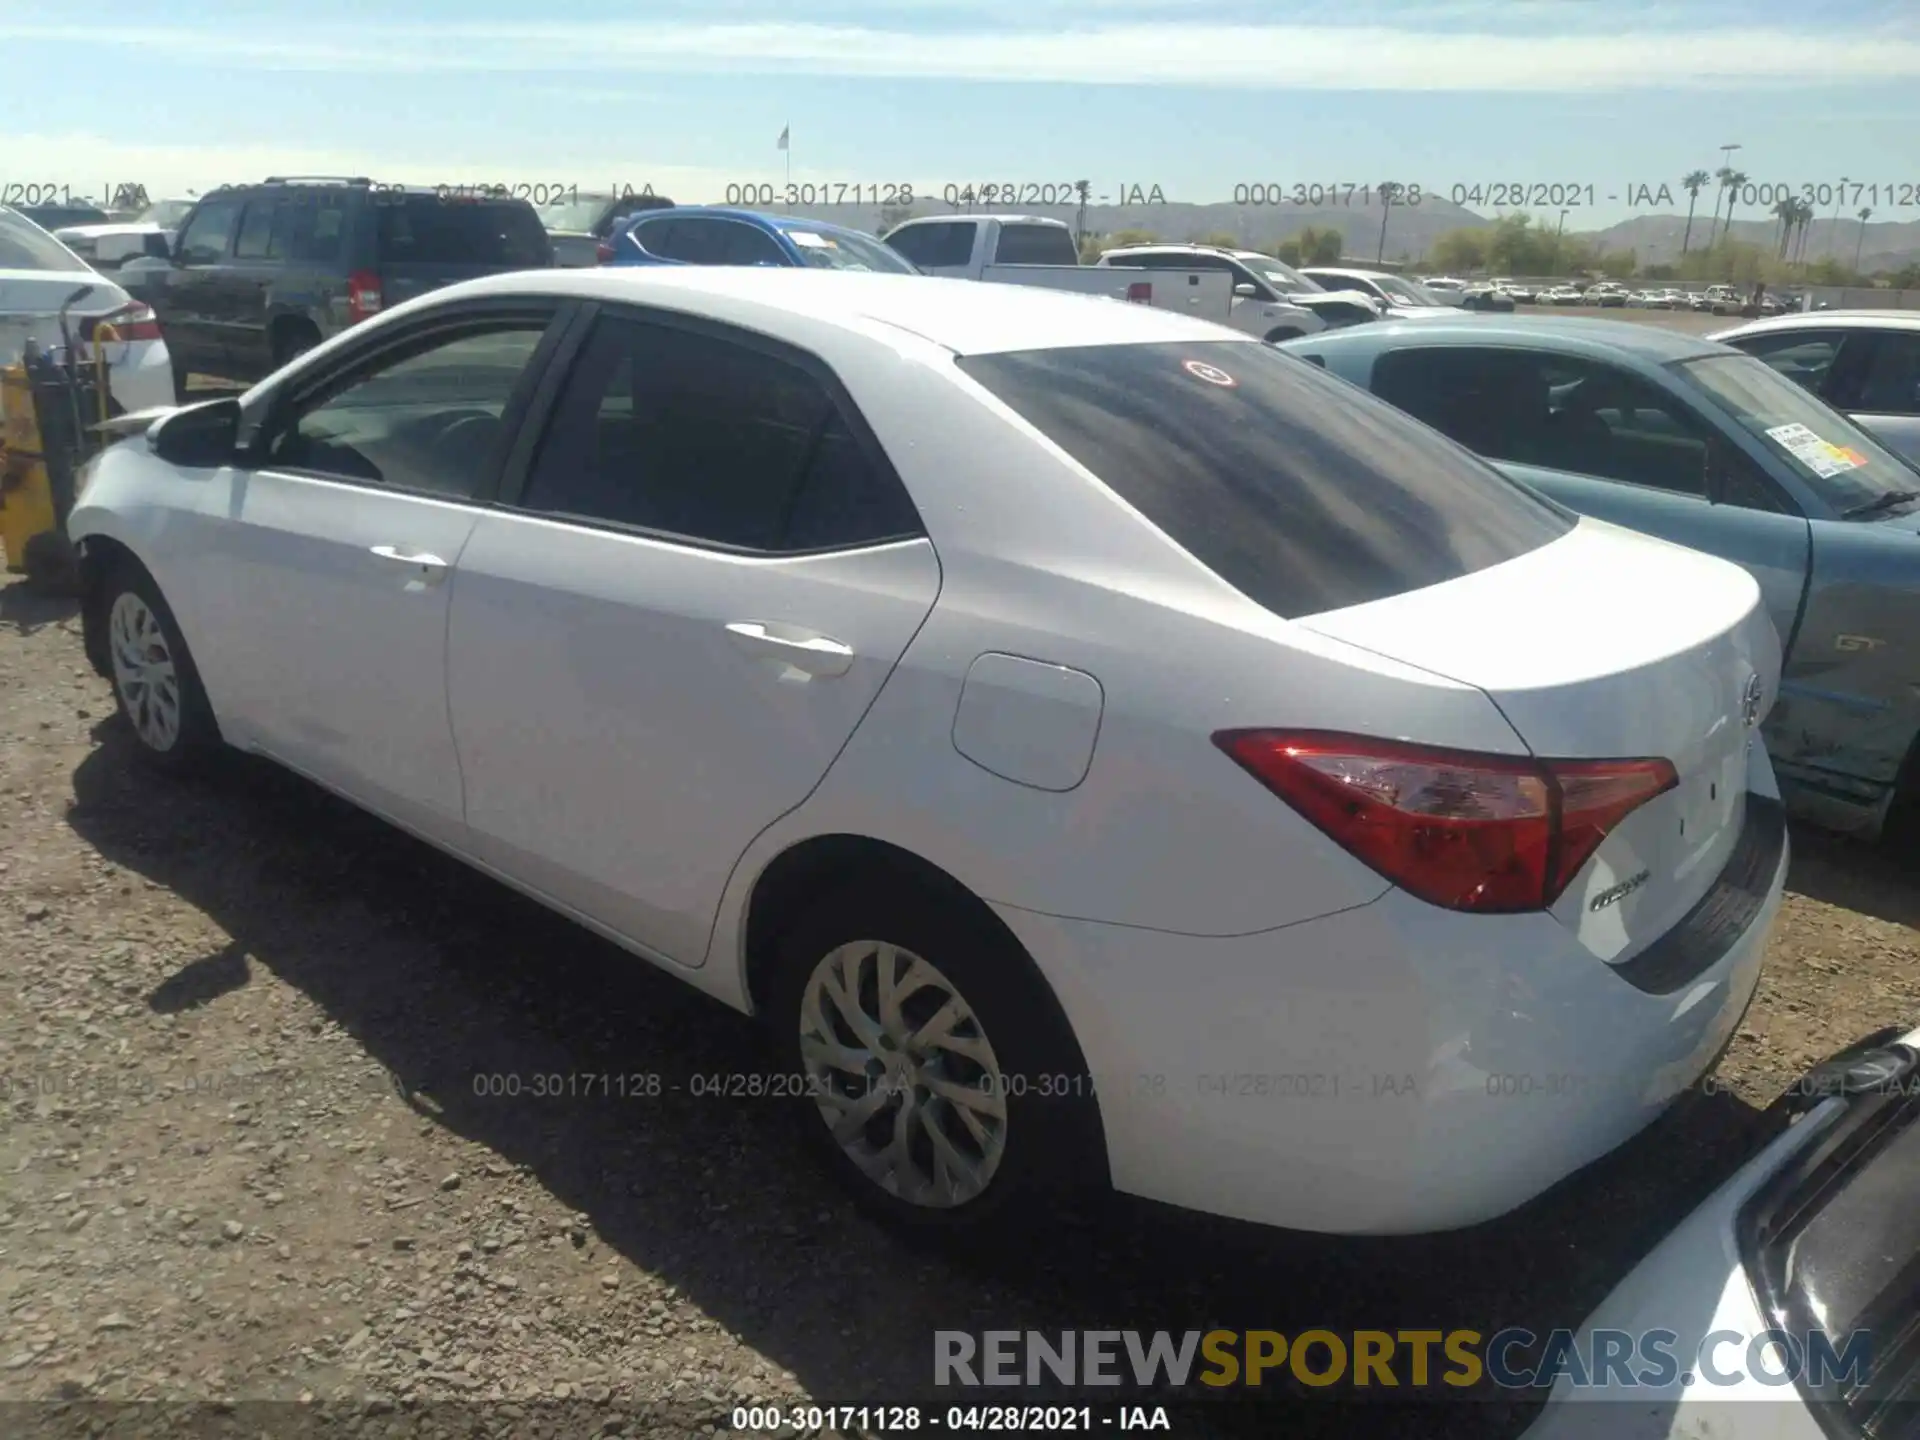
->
1792, 197, 1817, 265
1708, 166, 1735, 246
1375, 181, 1403, 263
1772, 196, 1797, 258
1680, 169, 1712, 255
1717, 170, 1748, 250
1073, 179, 1091, 246
1854, 207, 1873, 276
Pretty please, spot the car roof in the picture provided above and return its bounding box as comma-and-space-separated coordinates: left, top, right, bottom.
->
890, 213, 1067, 228
1719, 310, 1920, 334
631, 207, 874, 240
431, 266, 1250, 356
1305, 314, 1735, 363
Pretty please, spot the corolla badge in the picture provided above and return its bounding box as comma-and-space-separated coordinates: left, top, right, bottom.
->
1742, 673, 1763, 729
1590, 869, 1651, 913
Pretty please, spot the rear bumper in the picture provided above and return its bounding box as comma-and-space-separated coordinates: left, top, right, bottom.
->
995, 779, 1788, 1236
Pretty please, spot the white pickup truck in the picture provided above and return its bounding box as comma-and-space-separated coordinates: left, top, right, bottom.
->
880, 214, 1324, 340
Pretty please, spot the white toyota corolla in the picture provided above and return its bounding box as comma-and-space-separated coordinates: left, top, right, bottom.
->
66, 267, 1789, 1238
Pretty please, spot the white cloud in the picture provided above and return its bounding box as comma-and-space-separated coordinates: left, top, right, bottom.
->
1, 19, 1917, 89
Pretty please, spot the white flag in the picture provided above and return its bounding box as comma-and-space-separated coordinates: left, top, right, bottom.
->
776, 125, 789, 151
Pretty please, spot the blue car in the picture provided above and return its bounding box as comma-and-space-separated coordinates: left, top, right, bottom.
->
1282, 317, 1920, 839
604, 206, 919, 274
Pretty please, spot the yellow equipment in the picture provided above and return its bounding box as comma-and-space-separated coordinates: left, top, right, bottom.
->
0, 314, 116, 591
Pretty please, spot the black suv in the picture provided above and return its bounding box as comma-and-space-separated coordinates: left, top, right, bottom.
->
152, 177, 554, 397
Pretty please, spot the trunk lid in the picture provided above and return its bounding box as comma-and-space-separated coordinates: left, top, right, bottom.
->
1297, 516, 1781, 957
0, 269, 133, 365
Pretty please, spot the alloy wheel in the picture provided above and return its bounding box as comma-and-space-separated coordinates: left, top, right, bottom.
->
798, 940, 1009, 1208
108, 591, 182, 752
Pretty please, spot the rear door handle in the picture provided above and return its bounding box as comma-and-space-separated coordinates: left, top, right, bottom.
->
370, 545, 450, 585
725, 621, 855, 679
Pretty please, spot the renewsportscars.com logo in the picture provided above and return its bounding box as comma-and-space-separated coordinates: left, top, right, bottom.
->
934, 1327, 1875, 1391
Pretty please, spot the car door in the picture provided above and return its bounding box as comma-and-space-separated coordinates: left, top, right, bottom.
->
185, 305, 566, 838
446, 307, 938, 966
158, 193, 243, 373
1368, 344, 1813, 649
222, 196, 281, 377
1822, 330, 1920, 468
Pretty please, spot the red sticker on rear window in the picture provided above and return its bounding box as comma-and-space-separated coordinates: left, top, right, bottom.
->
1183, 359, 1237, 387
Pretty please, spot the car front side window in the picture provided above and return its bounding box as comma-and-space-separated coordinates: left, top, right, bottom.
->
176, 199, 242, 265
266, 323, 551, 497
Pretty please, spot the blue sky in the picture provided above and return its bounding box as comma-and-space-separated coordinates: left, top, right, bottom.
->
4, 0, 1918, 226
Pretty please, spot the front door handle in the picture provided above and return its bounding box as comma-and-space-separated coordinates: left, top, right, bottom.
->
370, 545, 450, 586
725, 621, 855, 679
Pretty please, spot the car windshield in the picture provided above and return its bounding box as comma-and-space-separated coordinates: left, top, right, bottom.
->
139, 200, 196, 229
1248, 258, 1322, 294
956, 340, 1572, 618
1375, 275, 1441, 305
781, 226, 918, 274
537, 197, 610, 233
0, 207, 85, 271
1670, 353, 1920, 513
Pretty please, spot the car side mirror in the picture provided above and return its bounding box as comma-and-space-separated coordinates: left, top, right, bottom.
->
1234, 283, 1257, 298
148, 397, 242, 467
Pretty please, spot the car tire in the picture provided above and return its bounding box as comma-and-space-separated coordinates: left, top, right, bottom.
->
271, 322, 322, 370
763, 882, 1103, 1241
99, 558, 222, 774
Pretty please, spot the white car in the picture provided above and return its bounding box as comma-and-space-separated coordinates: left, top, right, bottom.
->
1, 205, 175, 415
68, 267, 1788, 1238
1713, 310, 1920, 467
1524, 1024, 1920, 1439
53, 199, 196, 271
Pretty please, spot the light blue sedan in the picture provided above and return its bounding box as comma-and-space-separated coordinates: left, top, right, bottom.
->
1283, 317, 1920, 839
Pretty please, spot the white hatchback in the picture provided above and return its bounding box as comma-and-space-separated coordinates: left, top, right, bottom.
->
67, 267, 1789, 1238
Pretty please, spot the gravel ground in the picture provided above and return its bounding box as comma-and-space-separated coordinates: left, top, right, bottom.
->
3, 556, 1918, 1440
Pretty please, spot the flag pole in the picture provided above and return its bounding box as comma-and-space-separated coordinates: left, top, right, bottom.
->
785, 124, 791, 189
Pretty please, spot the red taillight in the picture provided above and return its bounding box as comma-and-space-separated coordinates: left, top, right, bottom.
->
1212, 730, 1677, 914
346, 270, 384, 324
83, 303, 163, 343
1125, 281, 1153, 304
595, 240, 616, 264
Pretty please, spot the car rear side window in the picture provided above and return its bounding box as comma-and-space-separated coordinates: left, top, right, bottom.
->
518, 315, 920, 552
991, 224, 1078, 266
885, 223, 974, 268
377, 197, 550, 267
957, 341, 1572, 618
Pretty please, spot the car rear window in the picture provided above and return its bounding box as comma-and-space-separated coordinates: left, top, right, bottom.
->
956, 341, 1575, 618
991, 224, 1079, 266
377, 197, 552, 268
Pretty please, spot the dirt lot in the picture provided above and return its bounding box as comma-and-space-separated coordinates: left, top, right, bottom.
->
3, 552, 1918, 1440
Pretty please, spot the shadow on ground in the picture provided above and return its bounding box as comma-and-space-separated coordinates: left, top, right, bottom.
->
1785, 821, 1920, 931
64, 721, 1788, 1439
0, 583, 79, 636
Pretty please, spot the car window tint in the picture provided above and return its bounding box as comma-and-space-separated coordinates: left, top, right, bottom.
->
782, 413, 923, 549
177, 198, 241, 264
991, 224, 1078, 266
233, 201, 277, 260
1856, 332, 1920, 415
1373, 347, 1710, 498
522, 316, 864, 550
958, 341, 1572, 619
0, 207, 84, 270
376, 197, 550, 267
1730, 330, 1845, 393
885, 222, 974, 268
267, 325, 548, 496
714, 221, 787, 266
629, 218, 678, 258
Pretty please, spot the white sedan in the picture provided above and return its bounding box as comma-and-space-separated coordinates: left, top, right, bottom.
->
68, 267, 1789, 1237
1, 205, 175, 415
